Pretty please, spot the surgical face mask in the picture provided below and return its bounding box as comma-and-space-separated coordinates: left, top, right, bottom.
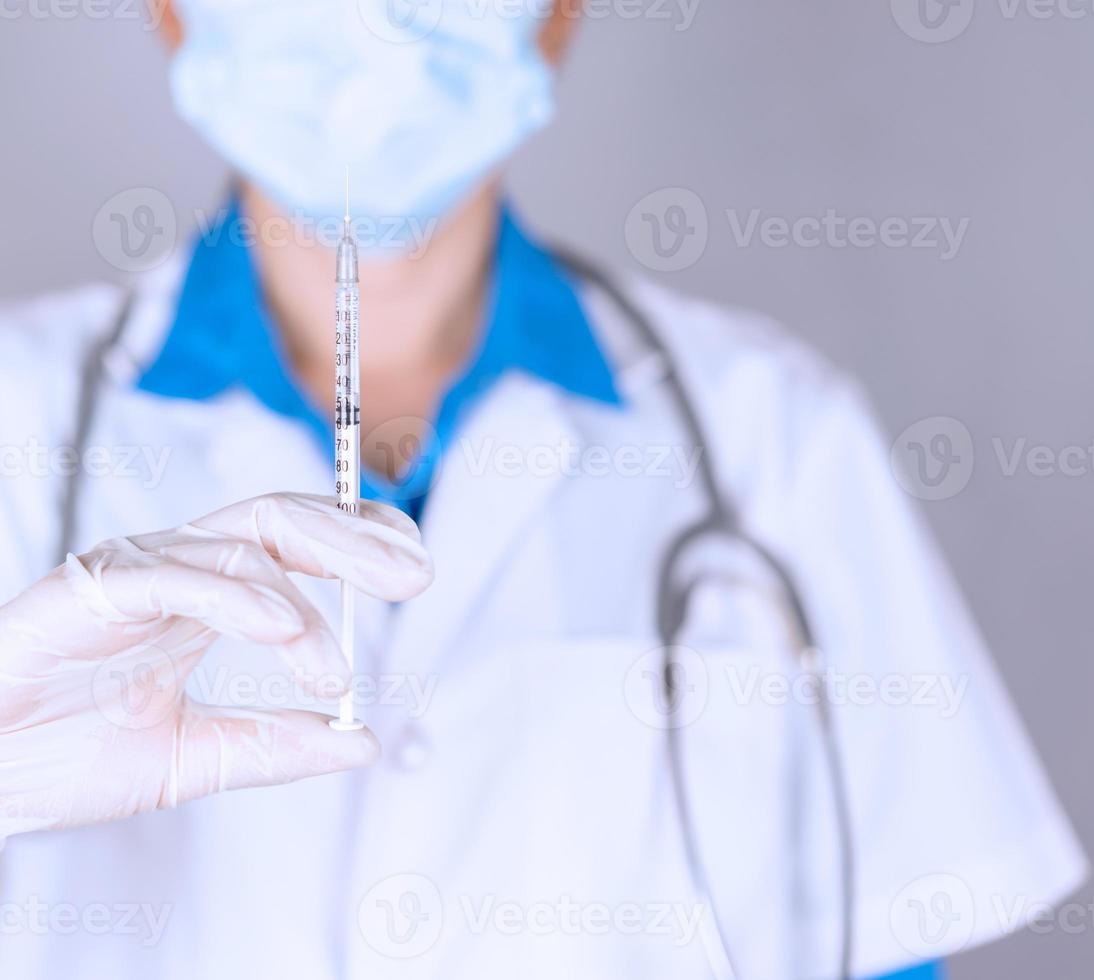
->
169, 0, 556, 252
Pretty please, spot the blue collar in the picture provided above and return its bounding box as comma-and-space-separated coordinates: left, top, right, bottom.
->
137, 201, 620, 516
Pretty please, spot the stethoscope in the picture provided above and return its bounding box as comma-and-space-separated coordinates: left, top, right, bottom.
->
557, 252, 856, 980
60, 261, 854, 980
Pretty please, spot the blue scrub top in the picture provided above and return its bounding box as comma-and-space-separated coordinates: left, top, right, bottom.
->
882, 967, 942, 980
138, 199, 620, 521
137, 203, 939, 980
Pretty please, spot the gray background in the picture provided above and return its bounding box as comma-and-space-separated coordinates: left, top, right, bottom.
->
0, 1, 1090, 976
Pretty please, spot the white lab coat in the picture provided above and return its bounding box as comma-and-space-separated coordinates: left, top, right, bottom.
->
0, 260, 1085, 979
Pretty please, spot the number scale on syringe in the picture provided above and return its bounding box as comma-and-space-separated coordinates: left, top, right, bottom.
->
334, 282, 360, 516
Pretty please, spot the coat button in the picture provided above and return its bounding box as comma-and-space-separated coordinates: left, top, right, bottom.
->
390, 725, 430, 772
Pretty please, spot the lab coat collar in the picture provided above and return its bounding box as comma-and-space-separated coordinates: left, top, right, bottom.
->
135, 199, 325, 439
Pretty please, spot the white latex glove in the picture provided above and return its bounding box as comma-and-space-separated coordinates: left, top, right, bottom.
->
0, 492, 432, 841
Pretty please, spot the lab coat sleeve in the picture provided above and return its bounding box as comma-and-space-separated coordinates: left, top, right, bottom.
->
780, 378, 1088, 976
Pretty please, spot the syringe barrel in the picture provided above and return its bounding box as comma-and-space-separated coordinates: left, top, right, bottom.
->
331, 209, 365, 732
334, 281, 360, 516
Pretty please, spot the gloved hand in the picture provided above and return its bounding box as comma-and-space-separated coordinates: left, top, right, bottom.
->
0, 492, 432, 841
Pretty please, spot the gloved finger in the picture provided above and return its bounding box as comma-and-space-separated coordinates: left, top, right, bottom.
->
179, 493, 433, 602
151, 538, 351, 692
167, 699, 380, 807
351, 497, 423, 543
71, 546, 307, 645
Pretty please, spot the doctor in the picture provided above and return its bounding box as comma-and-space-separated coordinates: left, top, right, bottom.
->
0, 1, 1086, 978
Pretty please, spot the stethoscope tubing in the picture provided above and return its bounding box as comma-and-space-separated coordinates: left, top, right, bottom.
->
556, 251, 855, 980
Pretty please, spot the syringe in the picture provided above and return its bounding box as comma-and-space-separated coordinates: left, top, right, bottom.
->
330, 172, 363, 732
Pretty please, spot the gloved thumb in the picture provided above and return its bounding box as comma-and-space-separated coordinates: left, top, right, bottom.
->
166, 700, 380, 807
